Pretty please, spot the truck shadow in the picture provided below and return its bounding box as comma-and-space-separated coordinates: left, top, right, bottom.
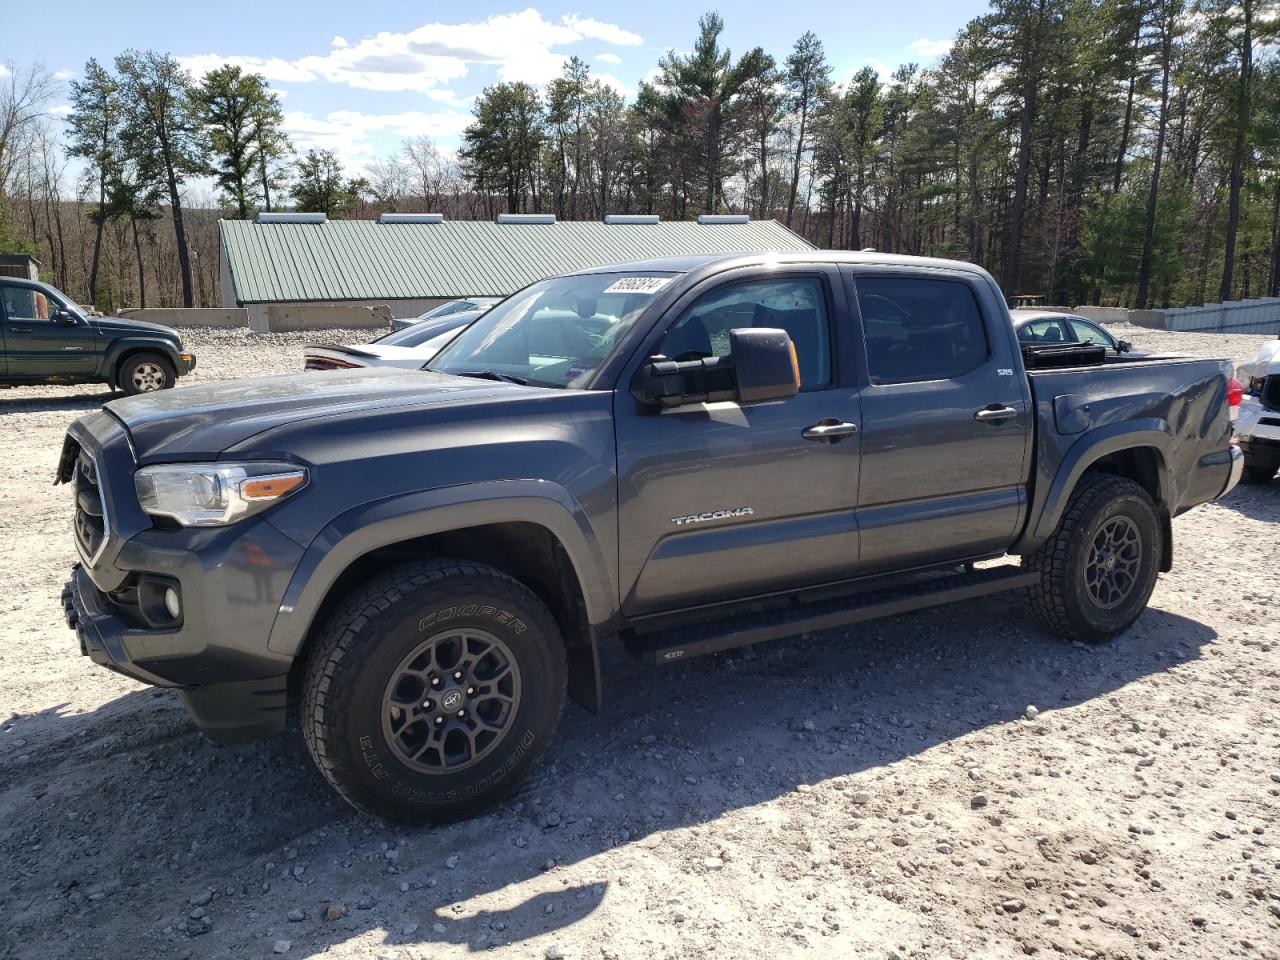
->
0, 389, 115, 414
0, 593, 1217, 959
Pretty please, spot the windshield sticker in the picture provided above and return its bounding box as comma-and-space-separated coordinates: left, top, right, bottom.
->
603, 276, 673, 295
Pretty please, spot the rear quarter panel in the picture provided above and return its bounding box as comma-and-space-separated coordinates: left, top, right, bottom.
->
1017, 356, 1234, 550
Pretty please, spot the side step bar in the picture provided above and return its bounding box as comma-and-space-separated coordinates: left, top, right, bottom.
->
629, 564, 1039, 665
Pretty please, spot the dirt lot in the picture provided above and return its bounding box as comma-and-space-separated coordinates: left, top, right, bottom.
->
1, 325, 1278, 960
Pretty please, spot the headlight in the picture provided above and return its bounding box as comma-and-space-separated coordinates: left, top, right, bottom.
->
134, 462, 308, 527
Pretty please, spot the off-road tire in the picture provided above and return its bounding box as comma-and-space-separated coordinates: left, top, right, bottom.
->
118, 352, 175, 395
1239, 457, 1277, 484
300, 559, 567, 823
1025, 474, 1162, 644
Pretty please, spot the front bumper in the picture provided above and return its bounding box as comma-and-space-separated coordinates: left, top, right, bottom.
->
63, 565, 291, 742
177, 352, 197, 377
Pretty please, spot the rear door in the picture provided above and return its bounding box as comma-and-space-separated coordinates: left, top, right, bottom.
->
614, 265, 863, 615
842, 267, 1031, 572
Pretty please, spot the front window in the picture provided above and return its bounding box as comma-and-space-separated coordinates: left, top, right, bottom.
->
659, 277, 832, 389
428, 272, 675, 388
1067, 318, 1116, 349
1, 282, 77, 323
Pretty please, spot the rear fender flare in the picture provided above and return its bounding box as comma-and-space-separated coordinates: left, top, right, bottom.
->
1015, 420, 1173, 551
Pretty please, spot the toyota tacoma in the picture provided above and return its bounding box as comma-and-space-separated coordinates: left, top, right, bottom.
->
59, 252, 1243, 822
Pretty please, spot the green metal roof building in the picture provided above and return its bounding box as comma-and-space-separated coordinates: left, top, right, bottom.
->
218, 214, 814, 331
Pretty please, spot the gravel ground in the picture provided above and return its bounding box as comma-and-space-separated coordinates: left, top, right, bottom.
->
1, 325, 1278, 960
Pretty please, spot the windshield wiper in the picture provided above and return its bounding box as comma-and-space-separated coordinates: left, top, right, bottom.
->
449, 369, 530, 385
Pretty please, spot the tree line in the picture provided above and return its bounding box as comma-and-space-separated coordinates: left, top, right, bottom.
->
0, 1, 1277, 312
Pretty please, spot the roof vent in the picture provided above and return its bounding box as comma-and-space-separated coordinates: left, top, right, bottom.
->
378, 213, 444, 224
604, 214, 659, 225
496, 213, 556, 225
697, 214, 750, 225
254, 212, 326, 224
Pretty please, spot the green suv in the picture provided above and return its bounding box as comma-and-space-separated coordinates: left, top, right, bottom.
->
1, 278, 196, 394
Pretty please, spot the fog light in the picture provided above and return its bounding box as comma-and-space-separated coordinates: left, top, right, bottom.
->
163, 587, 182, 620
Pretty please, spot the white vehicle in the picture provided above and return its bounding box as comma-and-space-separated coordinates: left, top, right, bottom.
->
390, 297, 502, 332
1235, 339, 1280, 484
305, 309, 483, 372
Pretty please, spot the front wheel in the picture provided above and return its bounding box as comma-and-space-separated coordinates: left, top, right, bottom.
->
300, 559, 567, 823
1025, 474, 1162, 644
118, 352, 175, 395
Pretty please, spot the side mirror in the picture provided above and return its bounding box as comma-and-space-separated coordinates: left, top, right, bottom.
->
728, 327, 801, 403
1117, 339, 1132, 353
632, 327, 800, 408
52, 308, 78, 326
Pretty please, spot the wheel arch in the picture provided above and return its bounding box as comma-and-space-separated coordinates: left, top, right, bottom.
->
271, 482, 615, 712
1016, 422, 1174, 567
107, 340, 178, 387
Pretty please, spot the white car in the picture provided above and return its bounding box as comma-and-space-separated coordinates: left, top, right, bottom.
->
305, 309, 483, 372
389, 297, 502, 333
1235, 339, 1280, 484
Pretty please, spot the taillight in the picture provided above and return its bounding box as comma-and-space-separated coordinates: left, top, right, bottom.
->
1227, 377, 1244, 419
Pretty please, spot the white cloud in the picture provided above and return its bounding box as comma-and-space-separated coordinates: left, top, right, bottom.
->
595, 52, 622, 64
282, 109, 473, 168
177, 53, 317, 84
331, 35, 350, 49
908, 37, 953, 59
594, 72, 634, 97
851, 58, 896, 84
183, 9, 643, 95
561, 14, 642, 46
53, 68, 76, 81
50, 104, 73, 117
0, 63, 10, 79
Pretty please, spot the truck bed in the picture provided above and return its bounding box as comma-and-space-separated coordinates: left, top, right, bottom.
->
1021, 354, 1236, 543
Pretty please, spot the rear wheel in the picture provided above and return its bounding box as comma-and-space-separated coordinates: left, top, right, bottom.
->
1025, 474, 1162, 644
300, 559, 567, 823
118, 352, 175, 395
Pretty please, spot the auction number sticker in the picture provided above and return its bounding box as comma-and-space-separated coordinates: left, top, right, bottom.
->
603, 276, 673, 295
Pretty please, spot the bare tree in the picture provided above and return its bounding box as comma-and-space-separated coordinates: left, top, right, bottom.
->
0, 60, 58, 198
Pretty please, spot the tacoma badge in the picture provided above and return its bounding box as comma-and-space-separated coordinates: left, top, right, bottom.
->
670, 507, 754, 526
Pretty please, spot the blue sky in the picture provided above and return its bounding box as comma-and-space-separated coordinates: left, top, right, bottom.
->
2, 0, 989, 173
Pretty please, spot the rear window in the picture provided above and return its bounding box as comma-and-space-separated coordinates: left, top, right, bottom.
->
854, 277, 989, 384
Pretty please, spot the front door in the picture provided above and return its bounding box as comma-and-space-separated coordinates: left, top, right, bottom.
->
843, 268, 1031, 572
0, 281, 97, 377
615, 266, 862, 616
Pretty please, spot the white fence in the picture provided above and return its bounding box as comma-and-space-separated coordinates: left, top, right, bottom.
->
1160, 298, 1280, 335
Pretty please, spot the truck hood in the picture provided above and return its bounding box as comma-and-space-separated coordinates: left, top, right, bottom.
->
92, 315, 182, 341
105, 368, 527, 461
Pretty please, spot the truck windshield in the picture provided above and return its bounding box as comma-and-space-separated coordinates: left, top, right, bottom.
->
426, 272, 676, 389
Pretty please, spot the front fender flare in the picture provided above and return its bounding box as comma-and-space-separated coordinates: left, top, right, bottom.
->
1014, 420, 1173, 553
103, 338, 182, 384
265, 480, 615, 665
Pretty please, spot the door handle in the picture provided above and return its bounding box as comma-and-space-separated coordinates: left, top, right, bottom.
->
974, 404, 1019, 424
803, 419, 858, 442
10, 326, 32, 333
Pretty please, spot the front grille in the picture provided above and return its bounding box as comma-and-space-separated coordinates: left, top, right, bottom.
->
71, 443, 109, 564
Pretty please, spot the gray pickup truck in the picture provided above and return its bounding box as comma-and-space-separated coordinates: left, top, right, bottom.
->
59, 252, 1242, 822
